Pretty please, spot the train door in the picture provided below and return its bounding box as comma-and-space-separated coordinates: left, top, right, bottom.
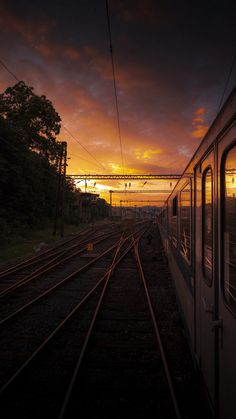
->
218, 133, 236, 419
195, 149, 215, 408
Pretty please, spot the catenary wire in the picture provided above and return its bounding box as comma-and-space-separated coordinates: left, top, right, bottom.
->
61, 124, 108, 172
218, 51, 236, 112
105, 0, 125, 173
68, 152, 103, 170
0, 59, 20, 82
0, 57, 108, 174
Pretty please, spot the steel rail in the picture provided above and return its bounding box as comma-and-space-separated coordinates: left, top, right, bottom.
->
0, 226, 146, 327
0, 223, 118, 278
58, 234, 126, 419
134, 239, 182, 419
0, 231, 145, 396
0, 230, 117, 299
58, 228, 148, 419
0, 237, 122, 326
0, 226, 96, 278
0, 241, 124, 395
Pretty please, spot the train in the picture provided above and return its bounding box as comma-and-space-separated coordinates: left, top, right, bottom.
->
158, 86, 236, 419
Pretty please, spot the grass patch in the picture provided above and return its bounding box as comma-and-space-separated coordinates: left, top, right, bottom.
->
0, 223, 89, 264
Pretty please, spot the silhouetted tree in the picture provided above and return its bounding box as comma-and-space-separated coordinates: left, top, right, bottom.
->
0, 83, 64, 241
0, 81, 61, 160
0, 81, 108, 245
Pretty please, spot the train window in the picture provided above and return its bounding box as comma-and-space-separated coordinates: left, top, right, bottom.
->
171, 196, 178, 246
168, 202, 172, 239
223, 146, 236, 313
180, 183, 191, 260
162, 205, 167, 230
202, 167, 213, 285
172, 196, 178, 216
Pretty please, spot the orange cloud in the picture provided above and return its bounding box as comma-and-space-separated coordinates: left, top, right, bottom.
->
0, 70, 194, 181
192, 116, 204, 124
35, 42, 81, 62
135, 148, 162, 161
191, 107, 208, 139
108, 163, 142, 175
64, 47, 80, 61
83, 45, 152, 89
113, 0, 161, 26
0, 4, 83, 66
51, 80, 191, 177
195, 107, 205, 115
36, 44, 53, 58
192, 125, 208, 139
0, 3, 54, 43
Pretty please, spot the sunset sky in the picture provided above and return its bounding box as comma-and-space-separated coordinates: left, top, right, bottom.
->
0, 0, 235, 205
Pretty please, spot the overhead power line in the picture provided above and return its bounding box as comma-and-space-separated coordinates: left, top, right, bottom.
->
62, 125, 107, 172
105, 0, 124, 172
218, 51, 236, 112
0, 57, 107, 173
68, 151, 105, 170
0, 59, 20, 82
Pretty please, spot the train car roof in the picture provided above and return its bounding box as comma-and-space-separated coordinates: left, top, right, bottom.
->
164, 85, 236, 204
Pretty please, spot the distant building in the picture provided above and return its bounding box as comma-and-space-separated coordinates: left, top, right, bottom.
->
73, 192, 108, 223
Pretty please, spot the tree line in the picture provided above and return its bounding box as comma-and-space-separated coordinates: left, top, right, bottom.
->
0, 81, 107, 244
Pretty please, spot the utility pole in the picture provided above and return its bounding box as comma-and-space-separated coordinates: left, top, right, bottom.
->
60, 141, 67, 237
53, 141, 67, 237
109, 190, 113, 217
53, 145, 63, 237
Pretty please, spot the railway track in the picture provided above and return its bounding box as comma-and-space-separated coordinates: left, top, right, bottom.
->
0, 223, 119, 294
0, 222, 182, 419
0, 225, 96, 277
58, 232, 180, 419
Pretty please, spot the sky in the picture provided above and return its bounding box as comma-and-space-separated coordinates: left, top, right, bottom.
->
0, 0, 235, 205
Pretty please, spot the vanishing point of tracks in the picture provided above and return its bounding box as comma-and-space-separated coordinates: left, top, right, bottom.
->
0, 221, 181, 419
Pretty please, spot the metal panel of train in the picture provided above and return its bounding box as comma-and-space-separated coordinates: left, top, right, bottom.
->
158, 86, 236, 419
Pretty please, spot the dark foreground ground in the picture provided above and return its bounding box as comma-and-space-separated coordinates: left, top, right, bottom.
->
0, 222, 213, 419
139, 225, 213, 419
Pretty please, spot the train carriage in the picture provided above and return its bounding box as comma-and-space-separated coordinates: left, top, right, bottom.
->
158, 86, 236, 419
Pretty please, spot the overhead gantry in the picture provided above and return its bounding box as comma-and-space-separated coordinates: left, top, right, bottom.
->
67, 174, 181, 180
